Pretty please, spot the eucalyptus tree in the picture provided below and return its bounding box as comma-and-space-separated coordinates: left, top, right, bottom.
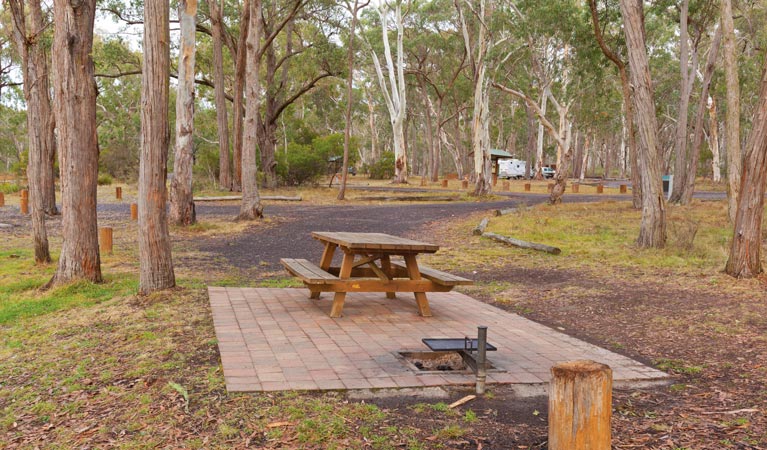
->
619, 0, 666, 248
206, 0, 234, 190
7, 0, 53, 263
48, 0, 103, 286
138, 0, 175, 293
169, 0, 198, 225
720, 0, 740, 223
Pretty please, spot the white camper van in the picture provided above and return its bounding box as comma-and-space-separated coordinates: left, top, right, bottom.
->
498, 159, 527, 179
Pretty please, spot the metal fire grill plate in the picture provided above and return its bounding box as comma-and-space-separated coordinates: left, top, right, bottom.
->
422, 338, 497, 352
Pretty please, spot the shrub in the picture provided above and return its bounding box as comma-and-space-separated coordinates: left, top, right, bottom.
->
368, 151, 395, 180
0, 183, 23, 194
97, 173, 113, 186
276, 143, 324, 186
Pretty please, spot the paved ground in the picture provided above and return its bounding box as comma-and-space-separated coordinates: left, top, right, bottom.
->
209, 287, 669, 393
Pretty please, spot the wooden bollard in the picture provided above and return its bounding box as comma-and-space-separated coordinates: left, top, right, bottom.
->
20, 190, 29, 214
502, 180, 510, 191
461, 179, 469, 189
130, 203, 138, 220
547, 183, 554, 193
549, 360, 612, 450
420, 176, 427, 186
441, 179, 448, 188
99, 227, 113, 255
0, 192, 4, 207
524, 183, 531, 192
619, 184, 627, 194
596, 184, 604, 194
116, 186, 122, 200
571, 183, 579, 193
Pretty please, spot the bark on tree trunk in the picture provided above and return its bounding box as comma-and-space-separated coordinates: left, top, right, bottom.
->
681, 26, 721, 204
9, 0, 52, 264
669, 0, 692, 204
535, 88, 548, 180
231, 0, 250, 192
49, 0, 102, 285
725, 61, 767, 278
708, 97, 722, 182
620, 0, 666, 248
721, 0, 741, 222
525, 102, 535, 179
209, 0, 232, 191
138, 0, 175, 293
238, 0, 264, 220
170, 0, 197, 226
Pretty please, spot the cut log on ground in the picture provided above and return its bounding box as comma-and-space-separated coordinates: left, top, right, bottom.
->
354, 195, 459, 202
473, 218, 489, 236
194, 195, 302, 202
482, 232, 561, 255
494, 207, 517, 216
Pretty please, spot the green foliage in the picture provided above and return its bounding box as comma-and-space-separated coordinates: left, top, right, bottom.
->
97, 173, 114, 185
276, 143, 324, 186
368, 151, 395, 179
0, 183, 23, 194
311, 133, 359, 167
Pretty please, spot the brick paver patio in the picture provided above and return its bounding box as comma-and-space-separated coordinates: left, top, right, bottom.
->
208, 287, 668, 392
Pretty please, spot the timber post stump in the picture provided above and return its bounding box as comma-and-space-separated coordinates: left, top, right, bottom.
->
420, 176, 427, 187
502, 180, 510, 191
547, 183, 554, 193
116, 186, 122, 200
99, 227, 113, 255
441, 179, 448, 188
524, 183, 531, 192
596, 184, 604, 194
130, 203, 138, 221
0, 192, 4, 207
461, 179, 469, 189
571, 183, 579, 193
619, 184, 627, 194
20, 190, 29, 215
549, 360, 612, 450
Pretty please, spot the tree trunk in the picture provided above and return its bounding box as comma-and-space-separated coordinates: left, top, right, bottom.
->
669, 0, 692, 204
209, 0, 232, 191
550, 127, 573, 205
49, 0, 102, 285
238, 0, 264, 220
138, 0, 175, 293
708, 97, 722, 182
681, 26, 722, 204
725, 60, 767, 278
535, 87, 548, 180
231, 0, 250, 192
338, 0, 364, 201
525, 102, 535, 179
8, 0, 52, 264
170, 0, 197, 226
620, 0, 666, 248
721, 0, 741, 222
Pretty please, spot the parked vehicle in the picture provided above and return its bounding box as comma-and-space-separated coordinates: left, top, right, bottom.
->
498, 159, 527, 179
542, 167, 556, 179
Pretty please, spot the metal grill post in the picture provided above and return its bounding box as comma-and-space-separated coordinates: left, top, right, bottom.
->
476, 326, 488, 394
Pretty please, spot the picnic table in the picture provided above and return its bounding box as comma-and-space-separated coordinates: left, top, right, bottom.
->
281, 232, 472, 318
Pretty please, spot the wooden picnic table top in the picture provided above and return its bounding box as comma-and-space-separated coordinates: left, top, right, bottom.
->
311, 231, 440, 253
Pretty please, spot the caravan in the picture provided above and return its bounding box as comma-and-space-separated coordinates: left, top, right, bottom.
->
498, 159, 527, 179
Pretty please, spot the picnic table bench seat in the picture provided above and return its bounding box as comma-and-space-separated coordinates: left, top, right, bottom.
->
390, 260, 472, 286
280, 258, 339, 284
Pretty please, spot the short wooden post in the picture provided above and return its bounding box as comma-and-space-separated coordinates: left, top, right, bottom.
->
461, 179, 469, 189
492, 173, 498, 186
619, 184, 627, 194
99, 227, 113, 255
502, 180, 510, 191
0, 192, 4, 207
130, 203, 138, 220
547, 183, 554, 193
441, 179, 448, 188
571, 183, 579, 193
116, 186, 122, 200
20, 190, 29, 214
549, 360, 612, 450
524, 183, 531, 192
596, 184, 604, 194
420, 176, 427, 186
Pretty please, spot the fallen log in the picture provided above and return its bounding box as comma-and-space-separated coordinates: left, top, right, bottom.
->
494, 207, 517, 217
473, 218, 489, 236
355, 195, 459, 202
193, 195, 302, 202
483, 232, 561, 255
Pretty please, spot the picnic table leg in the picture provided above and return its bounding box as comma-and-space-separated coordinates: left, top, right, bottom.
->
311, 242, 337, 299
330, 251, 354, 318
404, 254, 432, 317
380, 255, 396, 299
